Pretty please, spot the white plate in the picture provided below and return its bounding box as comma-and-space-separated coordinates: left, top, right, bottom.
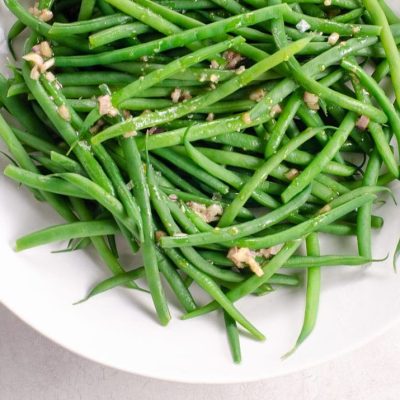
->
1, 0, 400, 384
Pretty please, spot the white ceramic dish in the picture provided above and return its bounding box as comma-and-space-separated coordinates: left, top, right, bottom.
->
1, 0, 400, 384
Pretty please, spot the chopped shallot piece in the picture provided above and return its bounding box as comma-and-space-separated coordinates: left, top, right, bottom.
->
242, 112, 252, 124
57, 105, 71, 121
223, 50, 244, 69
188, 202, 223, 223
328, 32, 340, 46
155, 231, 166, 241
227, 247, 264, 277
22, 52, 44, 66
210, 60, 219, 69
249, 88, 265, 102
304, 91, 320, 110
235, 66, 246, 75
171, 88, 182, 103
40, 41, 53, 58
40, 58, 54, 72
30, 65, 40, 80
285, 168, 299, 181
258, 245, 282, 259
29, 3, 53, 21
356, 115, 370, 131
123, 131, 137, 138
206, 113, 214, 122
182, 90, 192, 101
270, 104, 282, 117
98, 95, 118, 117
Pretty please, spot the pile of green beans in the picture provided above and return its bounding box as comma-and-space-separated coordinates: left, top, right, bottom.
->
1, 0, 399, 363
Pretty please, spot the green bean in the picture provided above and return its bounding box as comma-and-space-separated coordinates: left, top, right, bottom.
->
180, 134, 355, 177
4, 0, 91, 52
75, 267, 147, 304
287, 233, 321, 357
274, 19, 386, 124
281, 6, 380, 36
164, 246, 265, 340
199, 10, 274, 42
0, 113, 76, 221
7, 20, 26, 59
223, 310, 241, 363
112, 36, 244, 105
129, 37, 376, 153
283, 0, 360, 8
182, 240, 302, 320
229, 193, 376, 249
281, 113, 357, 203
16, 220, 119, 251
149, 165, 245, 282
91, 141, 143, 239
49, 152, 83, 174
356, 152, 382, 259
58, 172, 139, 233
6, 82, 29, 97
199, 250, 373, 269
12, 127, 58, 155
21, 51, 115, 195
89, 23, 152, 48
378, 0, 400, 24
219, 128, 323, 227
93, 38, 311, 142
250, 36, 378, 121
78, 0, 96, 21
174, 145, 338, 201
265, 90, 302, 157
341, 57, 400, 154
163, 195, 201, 235
0, 75, 51, 140
160, 186, 310, 248
183, 136, 281, 209
149, 155, 205, 196
159, 0, 216, 9
287, 255, 374, 268
332, 7, 364, 23
4, 165, 90, 199
51, 14, 133, 35
70, 197, 139, 287
347, 63, 398, 177
153, 147, 230, 195
106, 0, 186, 35
121, 133, 171, 325
160, 186, 254, 220
109, 61, 281, 83
364, 0, 400, 109
38, 0, 54, 10
54, 4, 291, 67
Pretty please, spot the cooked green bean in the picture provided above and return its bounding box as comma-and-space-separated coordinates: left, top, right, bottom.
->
218, 128, 323, 227
281, 113, 357, 203
75, 267, 147, 304
92, 38, 311, 143
364, 0, 400, 109
2, 0, 399, 364
160, 186, 311, 248
182, 240, 302, 319
16, 220, 119, 251
286, 233, 320, 357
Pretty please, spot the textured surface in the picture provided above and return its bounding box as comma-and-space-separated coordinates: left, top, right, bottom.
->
1, 303, 400, 399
